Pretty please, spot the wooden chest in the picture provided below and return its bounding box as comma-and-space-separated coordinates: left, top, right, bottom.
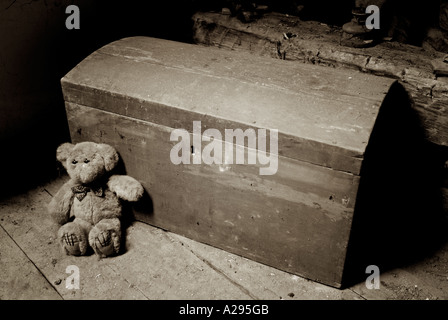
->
61, 36, 400, 288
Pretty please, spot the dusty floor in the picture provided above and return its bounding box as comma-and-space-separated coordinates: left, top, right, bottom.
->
1, 175, 448, 300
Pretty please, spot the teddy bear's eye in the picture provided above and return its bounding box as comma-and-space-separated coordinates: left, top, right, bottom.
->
72, 160, 78, 165
84, 159, 90, 164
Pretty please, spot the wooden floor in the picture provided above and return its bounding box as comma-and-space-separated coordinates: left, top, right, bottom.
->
1, 175, 448, 300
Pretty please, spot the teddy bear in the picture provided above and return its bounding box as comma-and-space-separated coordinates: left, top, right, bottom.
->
48, 141, 144, 258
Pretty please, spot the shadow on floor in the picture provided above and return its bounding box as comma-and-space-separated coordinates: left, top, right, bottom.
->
342, 81, 448, 288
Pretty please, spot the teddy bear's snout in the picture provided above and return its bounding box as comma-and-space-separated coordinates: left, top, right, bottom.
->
70, 157, 104, 184
78, 167, 100, 184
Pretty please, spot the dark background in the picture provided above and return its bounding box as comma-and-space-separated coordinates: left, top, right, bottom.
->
0, 0, 197, 196
0, 0, 443, 196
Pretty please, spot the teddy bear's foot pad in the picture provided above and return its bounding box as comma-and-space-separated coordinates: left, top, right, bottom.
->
61, 233, 84, 256
93, 230, 119, 258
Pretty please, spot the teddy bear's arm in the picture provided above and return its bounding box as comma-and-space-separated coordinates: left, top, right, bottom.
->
107, 175, 144, 202
48, 181, 75, 225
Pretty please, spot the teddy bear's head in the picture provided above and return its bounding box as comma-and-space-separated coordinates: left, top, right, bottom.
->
56, 142, 119, 185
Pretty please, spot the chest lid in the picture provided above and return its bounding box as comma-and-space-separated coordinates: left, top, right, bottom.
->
61, 36, 397, 175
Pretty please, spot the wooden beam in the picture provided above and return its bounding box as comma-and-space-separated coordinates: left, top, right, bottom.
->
192, 12, 448, 150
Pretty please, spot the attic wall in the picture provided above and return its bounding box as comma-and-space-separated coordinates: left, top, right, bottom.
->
0, 0, 195, 196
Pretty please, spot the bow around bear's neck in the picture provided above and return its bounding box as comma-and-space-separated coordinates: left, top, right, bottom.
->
71, 178, 108, 201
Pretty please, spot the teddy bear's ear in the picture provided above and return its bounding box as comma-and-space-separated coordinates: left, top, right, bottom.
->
96, 143, 119, 172
56, 143, 75, 164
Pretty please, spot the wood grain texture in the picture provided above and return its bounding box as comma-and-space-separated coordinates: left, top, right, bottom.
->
60, 36, 410, 288
61, 36, 395, 175
0, 226, 62, 300
2, 178, 448, 299
192, 11, 448, 150
65, 102, 360, 288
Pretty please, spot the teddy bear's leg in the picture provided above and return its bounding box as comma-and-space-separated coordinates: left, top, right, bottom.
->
58, 221, 89, 256
88, 218, 121, 258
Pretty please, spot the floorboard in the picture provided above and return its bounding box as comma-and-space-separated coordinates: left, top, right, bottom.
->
1, 175, 448, 300
0, 226, 61, 300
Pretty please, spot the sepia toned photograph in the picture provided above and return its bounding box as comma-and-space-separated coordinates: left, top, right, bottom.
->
1, 0, 448, 308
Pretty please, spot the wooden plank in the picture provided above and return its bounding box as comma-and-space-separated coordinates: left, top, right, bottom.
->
351, 267, 448, 300
2, 177, 448, 299
0, 182, 149, 300
192, 11, 448, 150
61, 36, 396, 175
106, 222, 253, 299
0, 226, 61, 300
168, 232, 362, 300
0, 178, 256, 299
66, 102, 361, 288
